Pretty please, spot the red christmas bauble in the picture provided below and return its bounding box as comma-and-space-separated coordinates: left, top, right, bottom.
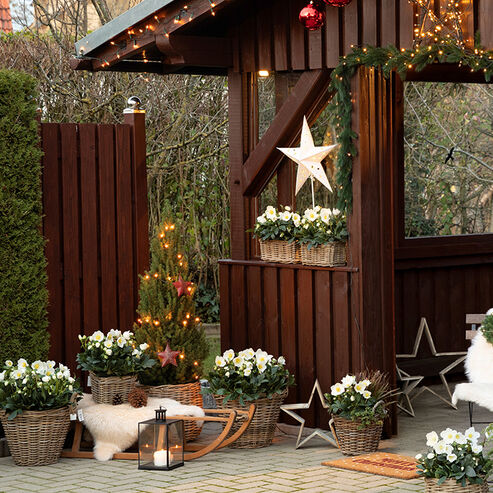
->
299, 3, 326, 31
323, 0, 352, 6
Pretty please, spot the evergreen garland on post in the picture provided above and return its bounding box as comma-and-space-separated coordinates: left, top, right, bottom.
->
134, 221, 208, 385
0, 69, 49, 363
328, 37, 493, 212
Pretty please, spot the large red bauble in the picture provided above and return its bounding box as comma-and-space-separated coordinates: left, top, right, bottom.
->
299, 3, 326, 31
323, 0, 352, 6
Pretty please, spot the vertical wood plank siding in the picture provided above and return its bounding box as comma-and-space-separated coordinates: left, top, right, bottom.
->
41, 121, 149, 371
233, 0, 485, 72
219, 261, 359, 428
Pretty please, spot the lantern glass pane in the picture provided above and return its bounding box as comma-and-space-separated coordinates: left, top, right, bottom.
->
168, 421, 184, 467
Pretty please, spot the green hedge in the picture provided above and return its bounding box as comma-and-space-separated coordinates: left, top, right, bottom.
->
0, 69, 49, 364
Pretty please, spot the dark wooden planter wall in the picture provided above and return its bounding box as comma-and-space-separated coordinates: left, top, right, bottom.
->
41, 113, 149, 371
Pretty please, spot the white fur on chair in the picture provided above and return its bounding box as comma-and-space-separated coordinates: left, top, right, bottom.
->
77, 394, 205, 461
452, 383, 493, 412
464, 329, 493, 384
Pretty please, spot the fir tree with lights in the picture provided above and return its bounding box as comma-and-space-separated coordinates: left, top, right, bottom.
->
134, 221, 208, 386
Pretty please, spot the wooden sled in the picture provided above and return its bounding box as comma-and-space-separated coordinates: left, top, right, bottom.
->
61, 405, 255, 461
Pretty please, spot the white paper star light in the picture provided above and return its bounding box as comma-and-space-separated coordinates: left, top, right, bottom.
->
278, 116, 337, 196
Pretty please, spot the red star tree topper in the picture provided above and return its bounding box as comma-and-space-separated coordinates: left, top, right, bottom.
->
158, 342, 181, 368
173, 276, 192, 297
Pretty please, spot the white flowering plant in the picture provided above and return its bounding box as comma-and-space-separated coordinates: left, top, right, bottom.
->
253, 206, 302, 242
0, 359, 80, 419
77, 330, 156, 377
416, 427, 492, 486
204, 348, 295, 404
298, 206, 348, 249
324, 371, 396, 428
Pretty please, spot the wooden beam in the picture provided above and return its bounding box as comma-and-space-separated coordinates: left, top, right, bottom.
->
241, 69, 332, 197
77, 0, 229, 72
155, 35, 232, 68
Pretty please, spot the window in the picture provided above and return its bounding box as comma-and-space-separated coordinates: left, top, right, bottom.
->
404, 81, 493, 238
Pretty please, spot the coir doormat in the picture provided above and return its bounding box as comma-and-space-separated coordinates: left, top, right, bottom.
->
322, 452, 419, 479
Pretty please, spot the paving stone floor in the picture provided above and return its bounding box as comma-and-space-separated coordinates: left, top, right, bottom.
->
1, 385, 492, 493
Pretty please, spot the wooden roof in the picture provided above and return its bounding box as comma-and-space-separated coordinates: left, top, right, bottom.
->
0, 0, 12, 33
72, 0, 493, 75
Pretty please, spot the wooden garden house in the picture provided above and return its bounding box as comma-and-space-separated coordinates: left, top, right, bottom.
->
72, 0, 493, 429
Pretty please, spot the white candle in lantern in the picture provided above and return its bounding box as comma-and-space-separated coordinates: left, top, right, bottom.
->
169, 445, 182, 462
153, 449, 168, 467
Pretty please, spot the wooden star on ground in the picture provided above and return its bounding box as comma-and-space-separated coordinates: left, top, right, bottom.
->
158, 342, 181, 368
278, 116, 337, 196
280, 380, 337, 449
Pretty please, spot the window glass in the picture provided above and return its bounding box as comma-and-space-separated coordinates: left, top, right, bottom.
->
404, 82, 493, 237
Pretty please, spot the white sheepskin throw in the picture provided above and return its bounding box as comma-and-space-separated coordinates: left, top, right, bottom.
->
77, 394, 205, 461
465, 329, 493, 384
452, 383, 493, 412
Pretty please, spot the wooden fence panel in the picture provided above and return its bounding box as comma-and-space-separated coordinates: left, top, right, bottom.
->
41, 119, 148, 370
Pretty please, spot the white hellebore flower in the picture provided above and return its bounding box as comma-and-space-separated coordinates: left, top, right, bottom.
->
139, 343, 149, 351
454, 432, 467, 445
426, 431, 439, 446
0, 371, 4, 381
415, 454, 422, 460
223, 350, 235, 362
341, 375, 356, 388
472, 444, 483, 454
244, 368, 252, 377
117, 336, 126, 348
331, 383, 345, 396
362, 390, 371, 399
305, 209, 317, 222
257, 216, 266, 225
256, 351, 269, 364
434, 440, 448, 454
92, 330, 104, 342
447, 453, 458, 463
354, 382, 366, 393
278, 356, 286, 365
5, 360, 13, 368
265, 206, 277, 219
427, 453, 435, 460
293, 214, 301, 227
465, 427, 480, 443
123, 330, 132, 340
42, 376, 50, 383
12, 370, 23, 379
225, 371, 230, 377
440, 428, 457, 444
257, 361, 267, 373
332, 208, 341, 215
281, 211, 292, 221
104, 340, 112, 348
285, 206, 291, 212
31, 360, 42, 371
17, 358, 28, 369
215, 356, 226, 368
350, 396, 355, 402
233, 356, 244, 367
105, 349, 112, 356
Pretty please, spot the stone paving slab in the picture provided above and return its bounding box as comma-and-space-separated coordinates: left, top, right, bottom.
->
1, 386, 493, 492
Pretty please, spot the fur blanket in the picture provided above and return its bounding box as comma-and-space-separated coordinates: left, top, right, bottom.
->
452, 383, 493, 412
465, 329, 493, 384
78, 394, 205, 461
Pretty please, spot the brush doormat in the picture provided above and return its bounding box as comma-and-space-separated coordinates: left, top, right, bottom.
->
322, 452, 419, 479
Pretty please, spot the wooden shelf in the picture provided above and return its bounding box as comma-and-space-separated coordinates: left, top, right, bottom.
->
218, 258, 358, 272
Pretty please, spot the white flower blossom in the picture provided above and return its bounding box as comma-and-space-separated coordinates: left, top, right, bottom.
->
331, 383, 345, 396
415, 454, 422, 460
362, 390, 371, 399
447, 453, 457, 463
427, 453, 434, 459
244, 368, 252, 377
17, 358, 28, 370
472, 444, 483, 454
278, 356, 286, 365
465, 427, 480, 443
215, 356, 226, 368
257, 361, 267, 373
5, 360, 13, 368
341, 375, 356, 388
223, 350, 234, 362
440, 428, 457, 444
139, 343, 149, 351
426, 431, 439, 446
257, 216, 266, 225
233, 356, 244, 367
117, 336, 125, 348
91, 331, 105, 342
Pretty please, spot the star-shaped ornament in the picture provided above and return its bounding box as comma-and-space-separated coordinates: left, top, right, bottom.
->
173, 276, 192, 297
280, 380, 337, 449
158, 342, 181, 368
278, 116, 337, 196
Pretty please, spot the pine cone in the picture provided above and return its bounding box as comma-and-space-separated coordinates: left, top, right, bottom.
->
112, 394, 124, 406
128, 388, 148, 408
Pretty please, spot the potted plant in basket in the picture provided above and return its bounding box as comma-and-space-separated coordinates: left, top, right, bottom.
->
298, 206, 348, 267
253, 206, 302, 264
0, 358, 80, 466
77, 329, 155, 405
204, 348, 295, 448
416, 426, 492, 491
324, 371, 396, 455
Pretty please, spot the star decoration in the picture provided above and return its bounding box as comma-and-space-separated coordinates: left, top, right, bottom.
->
396, 366, 424, 417
158, 342, 181, 368
173, 276, 192, 297
397, 317, 466, 409
280, 380, 337, 449
278, 116, 337, 196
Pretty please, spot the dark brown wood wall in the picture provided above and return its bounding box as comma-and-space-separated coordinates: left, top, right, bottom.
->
232, 0, 487, 73
41, 116, 149, 371
219, 260, 361, 427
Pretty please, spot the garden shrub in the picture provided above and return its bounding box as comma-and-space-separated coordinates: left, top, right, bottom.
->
0, 69, 49, 363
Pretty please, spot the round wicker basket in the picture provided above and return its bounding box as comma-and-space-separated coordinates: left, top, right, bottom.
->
0, 406, 70, 466
301, 242, 347, 267
89, 372, 137, 405
214, 389, 288, 449
330, 415, 382, 456
139, 381, 203, 442
424, 478, 488, 492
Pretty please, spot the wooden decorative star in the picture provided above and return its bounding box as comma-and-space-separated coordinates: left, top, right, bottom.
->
158, 342, 181, 368
280, 380, 337, 449
278, 116, 337, 196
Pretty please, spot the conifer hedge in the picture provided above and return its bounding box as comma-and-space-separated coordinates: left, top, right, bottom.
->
0, 69, 49, 363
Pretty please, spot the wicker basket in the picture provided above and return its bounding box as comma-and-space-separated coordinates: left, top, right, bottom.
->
89, 372, 137, 405
0, 407, 70, 466
214, 389, 288, 448
301, 242, 347, 267
330, 415, 382, 455
259, 240, 300, 264
139, 381, 203, 442
424, 478, 488, 492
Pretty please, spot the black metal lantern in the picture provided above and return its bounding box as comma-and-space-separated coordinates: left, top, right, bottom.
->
138, 407, 185, 470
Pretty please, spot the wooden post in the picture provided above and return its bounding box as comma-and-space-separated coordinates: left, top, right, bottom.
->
123, 103, 149, 305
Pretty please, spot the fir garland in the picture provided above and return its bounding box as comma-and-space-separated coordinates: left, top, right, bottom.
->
328, 38, 493, 212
